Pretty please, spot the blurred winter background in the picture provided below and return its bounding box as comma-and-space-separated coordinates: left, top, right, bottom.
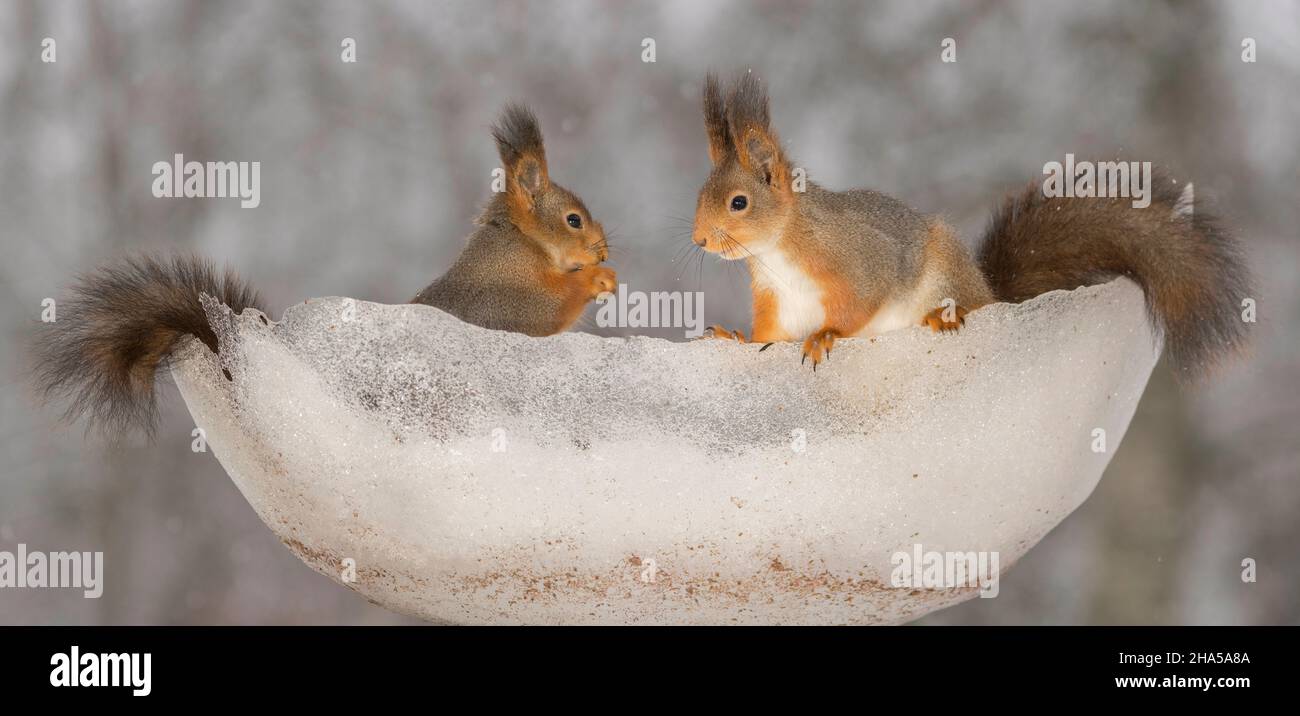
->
1, 0, 1296, 625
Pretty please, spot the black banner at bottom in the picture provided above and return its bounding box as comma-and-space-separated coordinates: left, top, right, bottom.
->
0, 626, 1285, 702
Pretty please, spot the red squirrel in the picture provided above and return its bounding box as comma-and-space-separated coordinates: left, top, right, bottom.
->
692, 72, 1251, 376
33, 104, 615, 434
411, 104, 616, 335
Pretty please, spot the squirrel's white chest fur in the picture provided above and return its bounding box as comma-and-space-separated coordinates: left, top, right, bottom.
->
750, 249, 826, 340
751, 246, 937, 340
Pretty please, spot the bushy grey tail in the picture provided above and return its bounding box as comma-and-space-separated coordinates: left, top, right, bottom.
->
32, 253, 263, 435
977, 174, 1252, 381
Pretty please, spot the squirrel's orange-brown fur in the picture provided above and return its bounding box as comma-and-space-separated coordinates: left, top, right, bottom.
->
693, 72, 1250, 378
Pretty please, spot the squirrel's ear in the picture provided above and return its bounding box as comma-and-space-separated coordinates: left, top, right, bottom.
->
726, 74, 790, 193
738, 127, 791, 193
702, 73, 731, 165
492, 104, 550, 208
511, 155, 547, 200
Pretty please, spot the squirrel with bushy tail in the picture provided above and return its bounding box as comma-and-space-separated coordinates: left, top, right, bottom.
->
33, 104, 615, 435
692, 71, 1251, 376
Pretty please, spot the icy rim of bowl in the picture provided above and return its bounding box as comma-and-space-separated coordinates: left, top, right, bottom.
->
171, 278, 1159, 624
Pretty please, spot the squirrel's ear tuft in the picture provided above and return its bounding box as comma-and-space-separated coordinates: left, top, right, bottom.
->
726, 72, 790, 192
492, 103, 549, 202
703, 72, 731, 165
725, 71, 770, 136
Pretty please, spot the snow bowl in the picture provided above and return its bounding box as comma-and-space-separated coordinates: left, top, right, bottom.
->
170, 278, 1158, 625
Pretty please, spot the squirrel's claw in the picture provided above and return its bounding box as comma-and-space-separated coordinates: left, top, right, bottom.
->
800, 329, 838, 371
921, 305, 969, 333
705, 325, 747, 343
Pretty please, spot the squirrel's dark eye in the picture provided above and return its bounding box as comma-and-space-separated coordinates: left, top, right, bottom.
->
730, 195, 748, 212
566, 213, 582, 229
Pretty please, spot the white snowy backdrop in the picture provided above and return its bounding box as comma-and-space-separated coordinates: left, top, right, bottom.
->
0, 0, 1296, 624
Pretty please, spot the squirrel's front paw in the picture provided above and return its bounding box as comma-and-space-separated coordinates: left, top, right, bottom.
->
921, 304, 969, 332
585, 265, 617, 299
704, 325, 747, 343
801, 329, 839, 370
